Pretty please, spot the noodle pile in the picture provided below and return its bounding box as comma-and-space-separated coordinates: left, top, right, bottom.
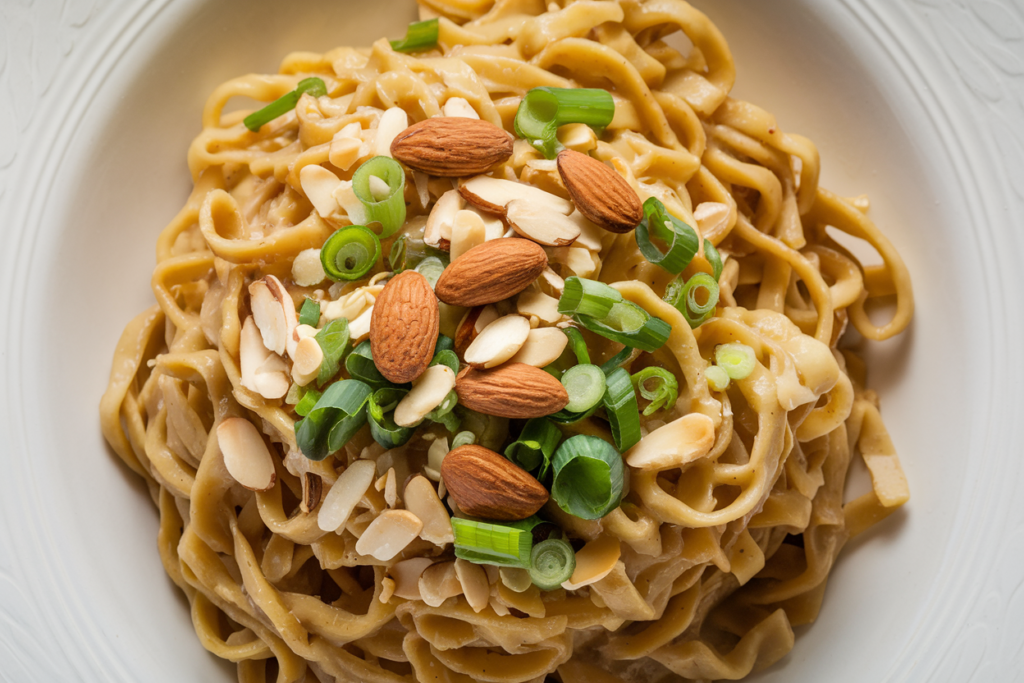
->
100, 0, 913, 681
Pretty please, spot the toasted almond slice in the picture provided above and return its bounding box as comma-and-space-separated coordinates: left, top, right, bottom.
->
567, 211, 605, 251
562, 536, 621, 590
332, 180, 369, 224
499, 567, 533, 593
300, 472, 323, 513
317, 459, 377, 532
240, 316, 273, 395
262, 275, 300, 357
419, 560, 464, 607
390, 557, 434, 600
329, 136, 362, 171
625, 414, 715, 470
217, 417, 277, 492
694, 201, 731, 243
299, 165, 342, 218
564, 246, 599, 278
450, 210, 488, 261
404, 475, 455, 546
383, 467, 398, 507
427, 436, 449, 474
355, 509, 423, 561
517, 287, 562, 324
464, 314, 531, 369
249, 280, 288, 355
505, 199, 581, 247
291, 336, 324, 386
292, 248, 326, 287
443, 97, 480, 120
348, 305, 374, 341
558, 122, 597, 153
454, 558, 489, 613
253, 358, 290, 400
379, 577, 396, 603
425, 189, 464, 250
375, 107, 410, 158
394, 364, 456, 427
509, 327, 569, 367
539, 268, 565, 297
293, 323, 318, 343
459, 176, 572, 216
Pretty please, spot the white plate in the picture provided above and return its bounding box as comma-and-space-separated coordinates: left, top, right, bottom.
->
1, 0, 1022, 680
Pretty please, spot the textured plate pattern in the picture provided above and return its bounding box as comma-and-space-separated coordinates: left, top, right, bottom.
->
0, 0, 1021, 681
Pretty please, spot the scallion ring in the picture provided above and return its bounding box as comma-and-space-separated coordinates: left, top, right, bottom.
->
504, 417, 562, 478
514, 87, 615, 159
576, 301, 671, 352
389, 18, 439, 53
635, 197, 700, 274
561, 364, 607, 414
631, 367, 678, 416
715, 343, 756, 380
557, 276, 623, 318
704, 239, 724, 281
388, 234, 407, 273
603, 367, 641, 452
677, 272, 720, 328
551, 435, 624, 520
243, 77, 327, 132
320, 226, 381, 282
414, 256, 445, 288
352, 156, 407, 238
451, 430, 477, 450
561, 327, 591, 365
529, 538, 576, 590
706, 365, 731, 392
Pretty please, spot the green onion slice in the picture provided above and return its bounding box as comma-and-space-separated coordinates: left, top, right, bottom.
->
435, 334, 455, 354
321, 226, 381, 282
561, 364, 607, 414
314, 319, 350, 387
514, 87, 615, 159
557, 277, 623, 318
704, 239, 724, 281
504, 418, 562, 479
298, 298, 321, 327
414, 256, 445, 289
667, 272, 719, 328
631, 367, 678, 416
576, 301, 670, 352
715, 343, 756, 380
294, 385, 322, 417
451, 430, 477, 449
636, 197, 700, 274
345, 340, 392, 390
530, 538, 576, 591
352, 157, 407, 238
705, 365, 731, 392
561, 327, 591, 366
599, 346, 634, 375
366, 386, 414, 448
430, 348, 460, 375
452, 516, 543, 568
295, 379, 373, 460
243, 77, 327, 132
604, 368, 641, 451
551, 435, 624, 520
425, 390, 460, 432
388, 234, 407, 273
389, 18, 439, 53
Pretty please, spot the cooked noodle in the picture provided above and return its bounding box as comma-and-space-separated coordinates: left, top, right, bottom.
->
100, 1, 913, 681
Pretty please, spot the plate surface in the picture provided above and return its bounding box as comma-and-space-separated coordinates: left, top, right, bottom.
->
1, 1, 1022, 681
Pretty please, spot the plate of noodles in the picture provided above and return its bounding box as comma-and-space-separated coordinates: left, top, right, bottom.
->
1, 0, 1023, 681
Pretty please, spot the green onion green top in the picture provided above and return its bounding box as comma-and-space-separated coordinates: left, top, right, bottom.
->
551, 435, 624, 520
514, 87, 614, 159
557, 277, 623, 319
244, 77, 327, 132
636, 197, 700, 275
298, 298, 321, 327
576, 301, 671, 352
504, 417, 562, 478
561, 326, 591, 365
390, 18, 440, 53
452, 516, 542, 568
665, 272, 719, 329
603, 367, 641, 452
631, 366, 678, 416
295, 380, 372, 460
314, 318, 350, 387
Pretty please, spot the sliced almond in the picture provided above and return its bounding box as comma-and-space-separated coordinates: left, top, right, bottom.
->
449, 210, 488, 261
505, 199, 581, 247
264, 275, 300, 357
348, 305, 373, 341
240, 316, 272, 393
317, 459, 377, 532
517, 287, 562, 324
404, 475, 455, 546
299, 165, 342, 218
383, 467, 398, 507
332, 180, 369, 225
509, 327, 569, 367
292, 248, 326, 287
329, 135, 362, 171
418, 560, 463, 607
539, 268, 565, 297
379, 577, 396, 604
300, 472, 323, 513
442, 97, 480, 120
424, 189, 464, 250
217, 417, 277, 492
463, 314, 531, 369
459, 175, 572, 217
394, 364, 456, 427
693, 201, 731, 243
499, 566, 533, 593
625, 413, 715, 470
562, 536, 621, 590
253, 355, 290, 400
454, 307, 484, 358
291, 336, 324, 386
249, 280, 289, 355
374, 106, 410, 158
427, 435, 450, 474
454, 558, 490, 613
390, 557, 434, 600
558, 123, 597, 153
354, 509, 423, 561
367, 174, 392, 202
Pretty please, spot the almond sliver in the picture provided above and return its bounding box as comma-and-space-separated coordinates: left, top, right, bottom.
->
464, 314, 531, 369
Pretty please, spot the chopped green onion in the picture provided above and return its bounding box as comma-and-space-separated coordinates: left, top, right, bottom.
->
706, 365, 731, 392
352, 157, 406, 238
452, 516, 541, 568
388, 234, 407, 273
295, 386, 322, 417
345, 340, 392, 390
704, 240, 723, 281
452, 430, 477, 449
366, 386, 414, 448
576, 301, 671, 352
557, 277, 623, 318
666, 272, 719, 328
425, 390, 460, 432
551, 435, 624, 520
603, 368, 641, 451
430, 348, 460, 375
298, 298, 321, 327
561, 364, 606, 413
295, 379, 373, 460
514, 87, 615, 159
715, 343, 756, 380
314, 319, 350, 387
414, 256, 445, 288
561, 327, 591, 365
631, 367, 678, 416
636, 197, 700, 274
243, 77, 328, 132
321, 226, 381, 282
599, 346, 634, 375
435, 334, 455, 354
504, 418, 562, 478
529, 538, 576, 590
389, 18, 439, 53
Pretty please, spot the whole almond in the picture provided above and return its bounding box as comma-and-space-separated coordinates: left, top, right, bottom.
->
557, 149, 643, 233
370, 271, 439, 383
455, 363, 568, 418
435, 239, 547, 307
440, 445, 549, 520
391, 118, 514, 177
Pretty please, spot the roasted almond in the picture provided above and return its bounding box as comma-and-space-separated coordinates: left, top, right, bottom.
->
440, 444, 549, 520
370, 270, 440, 383
435, 239, 547, 307
557, 149, 643, 233
300, 472, 323, 514
391, 118, 514, 177
455, 363, 568, 418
